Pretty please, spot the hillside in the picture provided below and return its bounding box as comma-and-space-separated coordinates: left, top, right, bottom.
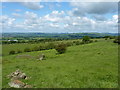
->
2, 33, 118, 39
2, 39, 118, 88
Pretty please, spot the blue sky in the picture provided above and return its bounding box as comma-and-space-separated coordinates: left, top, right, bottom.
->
1, 2, 118, 33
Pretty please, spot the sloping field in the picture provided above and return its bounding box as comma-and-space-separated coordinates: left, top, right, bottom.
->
2, 40, 118, 88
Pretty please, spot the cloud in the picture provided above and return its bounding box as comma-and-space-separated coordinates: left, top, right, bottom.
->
2, 10, 118, 33
21, 2, 44, 10
92, 15, 107, 21
49, 23, 59, 28
0, 15, 15, 31
15, 9, 22, 12
43, 10, 65, 22
70, 8, 85, 17
25, 11, 38, 19
112, 15, 118, 23
12, 13, 21, 17
23, 11, 41, 26
70, 2, 118, 16
0, 15, 15, 25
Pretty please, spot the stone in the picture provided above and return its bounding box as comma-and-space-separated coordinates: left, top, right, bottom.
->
8, 69, 27, 80
39, 54, 45, 60
8, 69, 32, 88
24, 85, 33, 88
8, 80, 25, 88
19, 73, 27, 79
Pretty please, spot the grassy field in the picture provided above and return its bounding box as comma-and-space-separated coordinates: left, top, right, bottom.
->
2, 39, 81, 56
2, 39, 103, 56
2, 39, 118, 88
0, 45, 2, 89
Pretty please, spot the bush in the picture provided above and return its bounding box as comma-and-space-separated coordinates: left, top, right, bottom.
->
80, 41, 85, 44
89, 40, 93, 43
24, 48, 31, 52
74, 41, 81, 45
113, 36, 120, 44
109, 36, 114, 39
105, 38, 108, 40
9, 50, 16, 55
46, 43, 55, 49
55, 43, 67, 54
33, 46, 40, 51
17, 50, 22, 53
82, 36, 90, 43
39, 45, 46, 50
66, 42, 73, 46
94, 40, 98, 42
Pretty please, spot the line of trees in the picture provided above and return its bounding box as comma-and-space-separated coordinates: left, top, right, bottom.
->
3, 35, 114, 44
8, 36, 94, 55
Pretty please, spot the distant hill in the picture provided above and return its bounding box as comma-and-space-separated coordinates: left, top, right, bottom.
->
2, 33, 118, 39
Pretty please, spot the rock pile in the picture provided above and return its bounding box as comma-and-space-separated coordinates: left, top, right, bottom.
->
39, 54, 45, 60
8, 69, 27, 80
7, 69, 32, 88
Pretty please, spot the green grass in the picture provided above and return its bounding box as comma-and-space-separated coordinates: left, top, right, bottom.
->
2, 39, 81, 56
2, 38, 105, 56
0, 45, 2, 89
2, 39, 118, 88
0, 62, 1, 89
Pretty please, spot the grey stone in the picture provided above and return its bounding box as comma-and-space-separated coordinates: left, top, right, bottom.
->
8, 80, 25, 88
39, 54, 45, 60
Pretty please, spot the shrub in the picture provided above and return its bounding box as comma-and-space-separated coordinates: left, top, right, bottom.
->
9, 50, 16, 55
80, 41, 85, 44
17, 50, 22, 53
24, 48, 31, 52
33, 46, 40, 51
109, 36, 114, 39
89, 40, 93, 43
104, 36, 110, 39
66, 42, 73, 46
105, 38, 108, 40
74, 41, 81, 45
39, 45, 46, 50
113, 36, 120, 44
46, 43, 55, 49
55, 43, 67, 54
82, 36, 90, 43
94, 40, 98, 42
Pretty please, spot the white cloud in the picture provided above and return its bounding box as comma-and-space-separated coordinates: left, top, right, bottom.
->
92, 15, 107, 21
50, 23, 59, 28
0, 15, 15, 26
70, 2, 117, 16
25, 11, 38, 19
64, 24, 69, 28
0, 15, 16, 32
15, 9, 22, 12
12, 13, 21, 17
2, 10, 118, 33
112, 15, 118, 22
44, 10, 65, 22
21, 2, 44, 10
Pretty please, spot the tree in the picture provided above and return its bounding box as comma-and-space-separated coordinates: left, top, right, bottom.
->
9, 50, 16, 55
55, 43, 67, 54
17, 50, 22, 53
113, 36, 120, 44
24, 48, 31, 52
82, 36, 90, 43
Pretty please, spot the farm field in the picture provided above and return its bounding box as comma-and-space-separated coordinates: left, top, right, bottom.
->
2, 39, 118, 88
2, 39, 105, 56
0, 57, 1, 89
2, 39, 84, 56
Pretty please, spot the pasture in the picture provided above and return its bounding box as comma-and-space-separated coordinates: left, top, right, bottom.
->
2, 39, 118, 88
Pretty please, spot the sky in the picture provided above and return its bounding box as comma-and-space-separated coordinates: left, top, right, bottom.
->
0, 2, 118, 33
